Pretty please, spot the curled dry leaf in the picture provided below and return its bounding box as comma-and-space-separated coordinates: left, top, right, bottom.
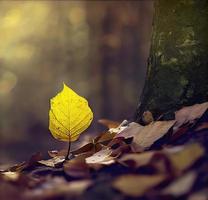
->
108, 137, 131, 157
109, 120, 129, 134
48, 149, 67, 158
7, 152, 42, 172
85, 148, 115, 165
162, 171, 197, 197
71, 143, 102, 156
165, 143, 204, 172
38, 156, 65, 168
1, 171, 20, 181
71, 132, 116, 155
174, 102, 208, 130
95, 131, 117, 145
112, 174, 165, 197
116, 122, 143, 139
48, 131, 116, 159
133, 120, 176, 149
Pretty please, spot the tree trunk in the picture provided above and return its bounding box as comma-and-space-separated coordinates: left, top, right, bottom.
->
135, 0, 208, 122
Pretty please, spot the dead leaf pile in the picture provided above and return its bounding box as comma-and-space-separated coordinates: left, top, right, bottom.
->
1, 102, 208, 200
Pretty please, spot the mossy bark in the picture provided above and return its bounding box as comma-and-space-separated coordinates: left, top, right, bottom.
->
135, 0, 208, 121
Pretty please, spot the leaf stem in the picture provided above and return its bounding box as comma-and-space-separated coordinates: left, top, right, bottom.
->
65, 135, 71, 160
65, 141, 71, 160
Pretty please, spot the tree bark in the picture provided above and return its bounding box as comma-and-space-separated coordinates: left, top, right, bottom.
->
135, 0, 208, 122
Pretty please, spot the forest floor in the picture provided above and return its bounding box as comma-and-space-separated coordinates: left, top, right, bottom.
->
1, 102, 208, 200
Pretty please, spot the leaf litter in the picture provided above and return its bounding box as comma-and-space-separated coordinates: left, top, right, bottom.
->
1, 101, 208, 200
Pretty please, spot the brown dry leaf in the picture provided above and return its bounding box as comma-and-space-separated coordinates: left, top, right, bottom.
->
112, 174, 165, 197
71, 132, 116, 155
48, 149, 67, 158
116, 122, 144, 139
118, 151, 156, 168
64, 154, 90, 178
8, 152, 42, 172
165, 143, 204, 172
71, 143, 102, 156
48, 132, 115, 159
119, 151, 170, 174
169, 124, 191, 143
107, 137, 131, 157
162, 171, 197, 197
95, 131, 117, 145
48, 142, 101, 159
98, 118, 120, 129
108, 120, 129, 134
174, 102, 208, 130
38, 156, 65, 168
1, 171, 20, 181
133, 120, 175, 149
85, 148, 115, 165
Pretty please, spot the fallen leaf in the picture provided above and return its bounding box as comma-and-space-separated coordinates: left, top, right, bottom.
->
85, 148, 115, 165
174, 102, 208, 130
98, 119, 120, 129
109, 120, 129, 134
7, 152, 42, 172
165, 143, 204, 172
169, 124, 191, 143
119, 151, 171, 175
49, 83, 93, 142
64, 154, 90, 178
48, 132, 115, 158
116, 122, 143, 139
118, 151, 156, 168
162, 171, 197, 196
71, 132, 116, 155
108, 137, 131, 157
1, 171, 20, 181
48, 149, 67, 158
38, 156, 65, 167
112, 174, 165, 197
71, 143, 102, 156
95, 131, 117, 145
133, 120, 175, 149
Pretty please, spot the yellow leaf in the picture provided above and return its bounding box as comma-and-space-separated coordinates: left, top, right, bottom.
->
49, 83, 93, 142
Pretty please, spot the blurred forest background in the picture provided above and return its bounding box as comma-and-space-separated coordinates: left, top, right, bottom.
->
0, 1, 154, 164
